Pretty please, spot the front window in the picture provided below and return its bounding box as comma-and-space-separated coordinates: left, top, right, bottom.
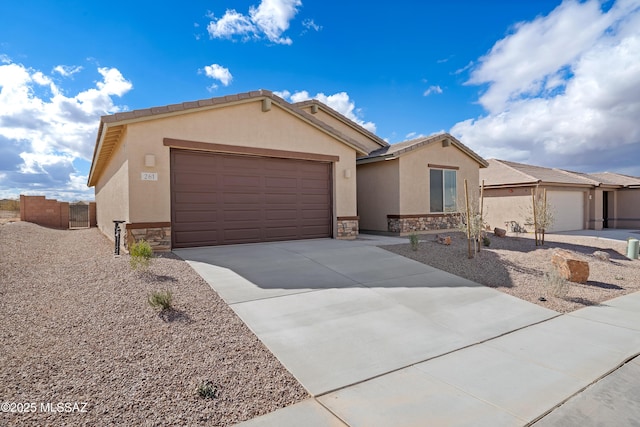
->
430, 169, 457, 213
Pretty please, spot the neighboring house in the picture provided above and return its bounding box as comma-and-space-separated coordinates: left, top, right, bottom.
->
481, 159, 640, 233
356, 134, 489, 234
87, 90, 386, 251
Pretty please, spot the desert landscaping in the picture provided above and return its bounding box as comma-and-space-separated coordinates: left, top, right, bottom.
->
0, 221, 307, 426
2, 219, 639, 426
384, 231, 640, 313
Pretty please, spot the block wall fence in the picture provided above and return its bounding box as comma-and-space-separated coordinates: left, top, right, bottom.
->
20, 195, 96, 229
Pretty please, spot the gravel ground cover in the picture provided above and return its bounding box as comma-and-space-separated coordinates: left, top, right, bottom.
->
382, 231, 640, 313
0, 222, 307, 426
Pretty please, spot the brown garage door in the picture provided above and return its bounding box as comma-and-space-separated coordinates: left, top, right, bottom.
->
171, 149, 332, 248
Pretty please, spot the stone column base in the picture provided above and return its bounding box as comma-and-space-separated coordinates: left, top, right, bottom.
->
336, 216, 359, 240
125, 222, 171, 252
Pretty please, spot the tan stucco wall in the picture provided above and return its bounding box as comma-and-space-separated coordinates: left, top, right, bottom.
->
482, 189, 533, 232
588, 188, 604, 230
120, 100, 358, 231
484, 186, 590, 233
299, 106, 383, 154
356, 159, 399, 231
398, 143, 481, 214
94, 135, 129, 242
615, 189, 640, 228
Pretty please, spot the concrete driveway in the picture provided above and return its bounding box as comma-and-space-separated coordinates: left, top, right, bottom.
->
175, 235, 640, 426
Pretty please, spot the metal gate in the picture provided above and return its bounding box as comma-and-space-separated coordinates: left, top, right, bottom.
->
69, 203, 90, 228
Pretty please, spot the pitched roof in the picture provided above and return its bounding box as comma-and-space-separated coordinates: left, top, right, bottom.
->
481, 159, 640, 188
356, 133, 489, 167
582, 172, 640, 187
88, 90, 372, 187
293, 99, 388, 149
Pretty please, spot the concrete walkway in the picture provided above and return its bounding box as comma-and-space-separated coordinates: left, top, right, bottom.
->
174, 235, 640, 426
553, 228, 640, 243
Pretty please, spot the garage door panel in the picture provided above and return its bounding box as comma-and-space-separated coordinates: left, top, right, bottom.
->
174, 211, 217, 223
223, 209, 262, 221
222, 174, 262, 188
221, 192, 264, 204
265, 210, 298, 220
222, 156, 262, 170
301, 194, 330, 204
174, 230, 219, 245
223, 228, 262, 242
264, 193, 298, 204
174, 191, 219, 204
265, 226, 300, 239
302, 178, 330, 189
171, 150, 332, 247
265, 176, 298, 189
173, 171, 217, 184
301, 225, 332, 236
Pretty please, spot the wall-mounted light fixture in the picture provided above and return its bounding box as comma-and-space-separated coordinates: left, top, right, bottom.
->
344, 169, 352, 179
144, 154, 156, 167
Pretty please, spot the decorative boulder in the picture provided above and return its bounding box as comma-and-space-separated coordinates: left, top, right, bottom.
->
552, 249, 589, 284
593, 251, 610, 262
436, 235, 452, 245
494, 227, 507, 238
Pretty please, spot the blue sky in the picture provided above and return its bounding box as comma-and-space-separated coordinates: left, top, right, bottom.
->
1, 0, 639, 200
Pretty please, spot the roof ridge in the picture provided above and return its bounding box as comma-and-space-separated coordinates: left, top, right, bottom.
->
554, 168, 601, 185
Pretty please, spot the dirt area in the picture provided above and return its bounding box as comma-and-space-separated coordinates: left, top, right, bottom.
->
383, 231, 640, 313
0, 211, 20, 225
0, 222, 307, 426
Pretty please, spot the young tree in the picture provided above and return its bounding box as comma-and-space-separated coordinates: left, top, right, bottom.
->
457, 179, 487, 258
530, 188, 554, 245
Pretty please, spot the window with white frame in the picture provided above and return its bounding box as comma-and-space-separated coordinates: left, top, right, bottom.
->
430, 168, 457, 213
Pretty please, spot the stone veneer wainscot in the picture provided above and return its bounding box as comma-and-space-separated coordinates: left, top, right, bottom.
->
387, 214, 459, 234
125, 223, 171, 252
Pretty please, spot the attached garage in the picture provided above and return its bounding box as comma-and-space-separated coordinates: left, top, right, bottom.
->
88, 90, 381, 251
546, 191, 585, 232
171, 150, 332, 247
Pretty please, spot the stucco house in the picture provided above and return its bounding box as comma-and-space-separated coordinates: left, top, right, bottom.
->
87, 90, 387, 250
356, 133, 489, 234
88, 89, 491, 250
481, 159, 640, 233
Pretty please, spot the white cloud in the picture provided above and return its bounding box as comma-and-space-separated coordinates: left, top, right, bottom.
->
280, 90, 377, 133
0, 59, 132, 200
302, 19, 322, 32
452, 0, 640, 175
423, 85, 443, 96
53, 65, 83, 77
201, 63, 233, 89
207, 0, 302, 45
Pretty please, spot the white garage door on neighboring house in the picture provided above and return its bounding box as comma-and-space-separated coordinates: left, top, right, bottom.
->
547, 191, 585, 232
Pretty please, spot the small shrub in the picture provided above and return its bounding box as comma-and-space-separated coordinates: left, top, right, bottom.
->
482, 236, 491, 247
198, 381, 219, 399
148, 290, 173, 311
130, 240, 153, 270
545, 268, 569, 298
409, 233, 419, 251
